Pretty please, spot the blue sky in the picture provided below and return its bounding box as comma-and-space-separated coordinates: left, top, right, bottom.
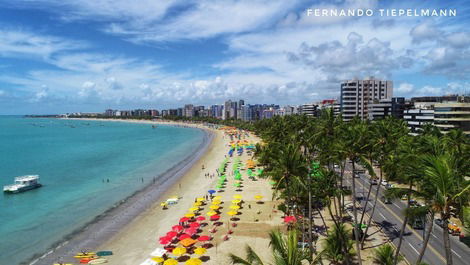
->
0, 0, 469, 114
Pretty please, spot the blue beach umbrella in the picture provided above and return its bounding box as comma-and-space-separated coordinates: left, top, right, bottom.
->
208, 190, 216, 194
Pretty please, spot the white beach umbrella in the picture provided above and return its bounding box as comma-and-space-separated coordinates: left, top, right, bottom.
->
140, 258, 158, 265
150, 247, 167, 257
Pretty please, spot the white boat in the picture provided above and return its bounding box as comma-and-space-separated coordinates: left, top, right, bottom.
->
3, 175, 42, 193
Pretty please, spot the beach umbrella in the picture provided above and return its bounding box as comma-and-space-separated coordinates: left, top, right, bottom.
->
166, 231, 178, 238
206, 211, 217, 216
141, 258, 158, 265
227, 211, 238, 217
216, 184, 223, 189
188, 207, 199, 212
185, 213, 195, 218
151, 257, 164, 263
179, 217, 190, 223
195, 216, 206, 222
163, 259, 178, 265
214, 195, 222, 200
196, 197, 205, 202
194, 247, 207, 256
233, 183, 241, 187
178, 234, 191, 240
197, 235, 211, 242
229, 205, 240, 210
233, 194, 242, 199
185, 258, 202, 265
159, 237, 171, 245
172, 225, 184, 232
172, 247, 187, 256
210, 215, 220, 221
208, 190, 216, 194
283, 216, 297, 223
179, 238, 197, 247
231, 199, 241, 204
209, 205, 220, 210
185, 228, 197, 236
211, 200, 221, 205
189, 222, 200, 228
254, 195, 263, 201
160, 202, 167, 207
193, 202, 202, 207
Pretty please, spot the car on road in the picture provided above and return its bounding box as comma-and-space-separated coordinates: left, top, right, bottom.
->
381, 195, 392, 204
385, 183, 394, 189
370, 178, 378, 185
435, 218, 445, 228
381, 180, 389, 186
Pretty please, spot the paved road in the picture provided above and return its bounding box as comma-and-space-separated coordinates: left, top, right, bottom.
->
341, 163, 470, 265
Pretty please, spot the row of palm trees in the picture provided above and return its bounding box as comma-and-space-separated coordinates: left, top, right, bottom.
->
227, 110, 469, 265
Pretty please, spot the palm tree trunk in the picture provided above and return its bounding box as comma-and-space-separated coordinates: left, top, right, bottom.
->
351, 160, 363, 265
359, 181, 373, 227
308, 169, 314, 255
394, 181, 413, 265
316, 207, 327, 230
340, 160, 347, 214
442, 217, 453, 265
361, 166, 383, 248
416, 211, 435, 264
327, 202, 351, 265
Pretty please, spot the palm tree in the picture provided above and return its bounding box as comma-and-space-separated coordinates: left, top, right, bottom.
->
315, 223, 354, 265
229, 230, 312, 265
421, 153, 470, 265
373, 244, 403, 265
343, 117, 371, 265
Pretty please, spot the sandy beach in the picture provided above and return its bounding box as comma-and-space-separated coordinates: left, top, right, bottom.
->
94, 120, 283, 265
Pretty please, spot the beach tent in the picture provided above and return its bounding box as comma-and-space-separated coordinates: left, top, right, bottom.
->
140, 258, 158, 265
150, 247, 167, 257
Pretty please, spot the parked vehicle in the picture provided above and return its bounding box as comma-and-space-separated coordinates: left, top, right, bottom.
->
435, 218, 445, 228
370, 178, 378, 185
381, 196, 392, 204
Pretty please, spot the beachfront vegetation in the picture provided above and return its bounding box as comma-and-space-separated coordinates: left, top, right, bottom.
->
229, 110, 469, 265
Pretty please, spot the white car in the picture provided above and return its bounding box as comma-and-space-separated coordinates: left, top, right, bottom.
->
381, 180, 388, 186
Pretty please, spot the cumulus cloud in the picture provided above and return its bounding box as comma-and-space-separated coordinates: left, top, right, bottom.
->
396, 83, 414, 93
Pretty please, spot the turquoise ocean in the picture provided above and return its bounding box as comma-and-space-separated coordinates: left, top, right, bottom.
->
0, 116, 205, 265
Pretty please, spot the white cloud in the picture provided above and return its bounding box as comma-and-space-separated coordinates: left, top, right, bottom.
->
396, 83, 414, 93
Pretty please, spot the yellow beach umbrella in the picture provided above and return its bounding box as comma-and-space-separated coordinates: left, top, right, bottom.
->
196, 197, 205, 202
151, 257, 165, 263
231, 199, 241, 204
233, 194, 242, 199
194, 247, 207, 256
211, 200, 221, 205
213, 195, 222, 200
209, 205, 220, 210
160, 202, 167, 207
185, 213, 195, 218
254, 195, 263, 200
164, 259, 178, 265
189, 207, 199, 212
185, 258, 202, 265
172, 247, 187, 256
193, 202, 202, 207
230, 205, 240, 210
227, 211, 238, 216
206, 211, 217, 216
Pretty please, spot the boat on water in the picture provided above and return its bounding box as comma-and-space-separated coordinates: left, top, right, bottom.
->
3, 175, 42, 193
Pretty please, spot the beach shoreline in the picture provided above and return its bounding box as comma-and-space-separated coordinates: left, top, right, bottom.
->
29, 118, 217, 265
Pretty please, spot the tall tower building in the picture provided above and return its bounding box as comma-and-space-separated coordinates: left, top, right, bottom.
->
340, 77, 393, 121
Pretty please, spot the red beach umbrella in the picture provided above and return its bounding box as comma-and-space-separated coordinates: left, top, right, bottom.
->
172, 225, 184, 232
283, 216, 297, 223
166, 231, 178, 238
196, 216, 206, 221
185, 228, 198, 235
179, 233, 191, 240
189, 222, 200, 228
210, 215, 220, 221
197, 235, 211, 242
159, 237, 171, 245
180, 217, 190, 223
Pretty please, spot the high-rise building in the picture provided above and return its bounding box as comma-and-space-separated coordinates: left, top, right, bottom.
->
210, 105, 223, 118
183, 104, 195, 118
340, 77, 393, 121
300, 103, 318, 116
434, 96, 470, 134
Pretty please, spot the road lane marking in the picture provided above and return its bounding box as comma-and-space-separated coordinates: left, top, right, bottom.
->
353, 176, 447, 263
394, 203, 402, 209
432, 233, 438, 239
379, 213, 386, 219
408, 242, 420, 255
451, 250, 462, 258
